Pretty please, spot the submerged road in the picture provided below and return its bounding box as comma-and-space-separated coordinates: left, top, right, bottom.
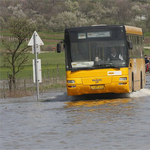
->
0, 76, 150, 150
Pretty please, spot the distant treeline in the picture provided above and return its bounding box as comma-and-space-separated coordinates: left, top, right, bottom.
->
0, 0, 150, 32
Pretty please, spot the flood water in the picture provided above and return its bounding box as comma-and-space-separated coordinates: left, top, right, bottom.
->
1, 76, 150, 150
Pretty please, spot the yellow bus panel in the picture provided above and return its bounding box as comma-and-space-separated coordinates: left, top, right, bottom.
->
66, 68, 130, 96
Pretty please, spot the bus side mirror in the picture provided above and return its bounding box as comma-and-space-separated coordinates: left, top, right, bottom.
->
57, 43, 61, 53
127, 41, 133, 50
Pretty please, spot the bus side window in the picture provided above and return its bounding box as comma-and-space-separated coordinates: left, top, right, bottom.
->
130, 35, 135, 58
141, 37, 143, 45
134, 36, 138, 57
126, 36, 129, 40
137, 37, 139, 44
137, 36, 141, 57
130, 36, 132, 41
140, 37, 142, 45
140, 36, 144, 58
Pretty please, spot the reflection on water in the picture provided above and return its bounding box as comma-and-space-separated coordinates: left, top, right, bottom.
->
64, 97, 136, 126
65, 98, 132, 108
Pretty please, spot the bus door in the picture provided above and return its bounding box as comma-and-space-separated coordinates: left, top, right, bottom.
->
128, 58, 134, 92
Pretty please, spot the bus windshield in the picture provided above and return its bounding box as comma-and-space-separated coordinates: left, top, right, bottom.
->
65, 27, 128, 70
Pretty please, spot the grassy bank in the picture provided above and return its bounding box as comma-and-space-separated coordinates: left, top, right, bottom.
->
0, 30, 64, 52
0, 51, 66, 98
0, 51, 65, 80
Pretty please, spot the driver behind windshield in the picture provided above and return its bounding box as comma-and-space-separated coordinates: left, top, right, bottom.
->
107, 47, 123, 61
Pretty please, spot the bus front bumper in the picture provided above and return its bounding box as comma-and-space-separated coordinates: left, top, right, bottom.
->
67, 82, 129, 96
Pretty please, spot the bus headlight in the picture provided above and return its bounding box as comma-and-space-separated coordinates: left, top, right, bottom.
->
119, 83, 127, 85
119, 77, 127, 81
68, 85, 76, 88
67, 80, 75, 83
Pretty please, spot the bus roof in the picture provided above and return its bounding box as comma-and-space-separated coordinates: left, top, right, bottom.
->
65, 25, 143, 36
65, 25, 123, 31
125, 25, 143, 35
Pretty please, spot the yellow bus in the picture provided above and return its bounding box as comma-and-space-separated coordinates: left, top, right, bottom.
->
57, 25, 145, 96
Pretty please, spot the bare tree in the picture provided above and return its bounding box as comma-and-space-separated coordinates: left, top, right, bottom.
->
2, 18, 35, 91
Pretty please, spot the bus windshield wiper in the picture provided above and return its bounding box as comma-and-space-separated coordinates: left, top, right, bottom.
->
94, 64, 109, 68
110, 66, 120, 70
94, 63, 120, 70
71, 67, 95, 72
108, 64, 120, 70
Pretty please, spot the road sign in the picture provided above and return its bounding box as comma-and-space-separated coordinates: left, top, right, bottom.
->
32, 44, 40, 54
33, 59, 42, 83
28, 31, 44, 46
28, 31, 44, 101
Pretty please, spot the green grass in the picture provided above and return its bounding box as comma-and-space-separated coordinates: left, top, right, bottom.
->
42, 40, 59, 45
144, 48, 150, 56
0, 30, 63, 37
144, 31, 150, 37
0, 51, 65, 80
39, 32, 63, 40
0, 30, 13, 36
0, 30, 64, 52
0, 30, 65, 80
28, 51, 65, 65
144, 43, 150, 47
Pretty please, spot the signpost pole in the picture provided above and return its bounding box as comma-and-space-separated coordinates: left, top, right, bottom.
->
33, 32, 39, 101
28, 31, 44, 101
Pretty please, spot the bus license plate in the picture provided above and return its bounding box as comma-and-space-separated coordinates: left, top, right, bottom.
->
91, 85, 104, 90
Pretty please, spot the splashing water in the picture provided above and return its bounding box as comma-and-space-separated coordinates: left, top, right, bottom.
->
130, 88, 150, 98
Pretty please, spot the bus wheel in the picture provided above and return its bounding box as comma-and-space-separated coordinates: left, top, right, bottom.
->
140, 71, 143, 89
132, 73, 134, 92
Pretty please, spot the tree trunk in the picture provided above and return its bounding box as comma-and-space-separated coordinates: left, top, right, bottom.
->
12, 76, 16, 89
8, 74, 12, 92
